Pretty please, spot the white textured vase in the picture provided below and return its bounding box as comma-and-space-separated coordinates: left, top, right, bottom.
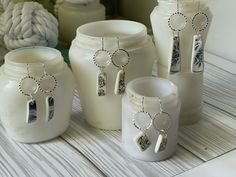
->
150, 0, 212, 125
0, 46, 74, 143
69, 20, 158, 130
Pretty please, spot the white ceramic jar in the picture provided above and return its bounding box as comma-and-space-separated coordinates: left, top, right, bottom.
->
0, 46, 74, 143
150, 0, 212, 125
122, 77, 181, 161
69, 20, 158, 130
58, 0, 105, 44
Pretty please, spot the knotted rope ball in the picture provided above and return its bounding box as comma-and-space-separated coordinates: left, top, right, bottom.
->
0, 0, 58, 50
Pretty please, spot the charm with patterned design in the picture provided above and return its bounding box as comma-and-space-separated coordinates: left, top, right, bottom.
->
191, 34, 204, 73
27, 99, 37, 123
170, 34, 181, 73
134, 132, 151, 152
114, 70, 125, 95
46, 96, 54, 121
97, 72, 107, 96
155, 131, 168, 153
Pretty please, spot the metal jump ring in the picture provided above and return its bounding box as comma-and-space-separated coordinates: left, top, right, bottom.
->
192, 12, 209, 32
168, 12, 188, 32
19, 76, 39, 97
153, 111, 171, 132
93, 49, 112, 69
111, 49, 130, 68
132, 111, 153, 132
38, 74, 57, 94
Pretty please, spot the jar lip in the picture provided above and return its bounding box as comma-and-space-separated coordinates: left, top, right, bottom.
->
75, 20, 147, 49
126, 77, 178, 102
4, 46, 62, 68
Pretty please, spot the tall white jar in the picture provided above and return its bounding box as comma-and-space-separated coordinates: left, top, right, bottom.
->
122, 77, 181, 161
69, 20, 158, 130
58, 0, 105, 44
0, 46, 74, 143
150, 0, 212, 125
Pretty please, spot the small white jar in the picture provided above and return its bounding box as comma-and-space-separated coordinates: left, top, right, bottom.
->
58, 0, 105, 44
0, 46, 74, 143
69, 20, 158, 130
150, 0, 212, 125
122, 77, 181, 161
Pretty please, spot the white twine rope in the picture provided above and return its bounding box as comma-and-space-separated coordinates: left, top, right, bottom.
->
0, 0, 58, 50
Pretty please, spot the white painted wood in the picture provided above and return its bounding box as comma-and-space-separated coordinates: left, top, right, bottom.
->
0, 123, 104, 177
176, 149, 236, 177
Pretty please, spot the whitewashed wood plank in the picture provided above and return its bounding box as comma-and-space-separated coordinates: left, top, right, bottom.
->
61, 97, 203, 177
179, 103, 236, 162
203, 62, 236, 116
0, 124, 104, 177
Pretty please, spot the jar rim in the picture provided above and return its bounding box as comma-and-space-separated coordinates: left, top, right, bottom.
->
74, 20, 148, 50
126, 77, 178, 103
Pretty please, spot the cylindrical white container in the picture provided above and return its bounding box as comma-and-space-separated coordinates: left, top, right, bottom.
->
0, 46, 74, 143
58, 0, 105, 44
69, 20, 158, 130
122, 77, 181, 161
150, 0, 212, 125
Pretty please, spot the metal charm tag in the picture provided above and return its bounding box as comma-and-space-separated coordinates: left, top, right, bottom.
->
114, 70, 125, 95
46, 96, 54, 121
155, 131, 168, 153
97, 72, 107, 96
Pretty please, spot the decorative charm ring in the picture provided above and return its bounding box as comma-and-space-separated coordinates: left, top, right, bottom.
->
192, 12, 209, 32
168, 12, 188, 32
153, 111, 171, 132
111, 49, 130, 68
39, 74, 57, 94
93, 49, 112, 69
132, 111, 153, 132
19, 76, 39, 97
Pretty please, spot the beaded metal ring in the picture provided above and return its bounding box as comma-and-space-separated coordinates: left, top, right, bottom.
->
132, 111, 153, 132
38, 74, 57, 94
19, 75, 39, 97
153, 111, 171, 133
192, 12, 209, 32
168, 12, 188, 32
93, 49, 112, 69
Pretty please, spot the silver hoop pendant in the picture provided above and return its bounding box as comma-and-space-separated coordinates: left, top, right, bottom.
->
191, 34, 204, 73
169, 34, 181, 73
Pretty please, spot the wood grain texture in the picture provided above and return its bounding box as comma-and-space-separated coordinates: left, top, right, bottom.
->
0, 124, 104, 177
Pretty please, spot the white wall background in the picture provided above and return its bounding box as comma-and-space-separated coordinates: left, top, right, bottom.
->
119, 0, 236, 65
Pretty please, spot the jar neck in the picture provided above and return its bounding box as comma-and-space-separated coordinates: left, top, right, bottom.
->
73, 20, 148, 51
157, 0, 207, 15
3, 46, 65, 78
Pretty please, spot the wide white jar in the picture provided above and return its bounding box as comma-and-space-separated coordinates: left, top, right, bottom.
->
150, 0, 212, 125
122, 77, 181, 161
0, 46, 74, 143
58, 0, 105, 44
69, 20, 157, 130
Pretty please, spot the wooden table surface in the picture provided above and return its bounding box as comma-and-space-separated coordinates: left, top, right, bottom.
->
0, 52, 235, 177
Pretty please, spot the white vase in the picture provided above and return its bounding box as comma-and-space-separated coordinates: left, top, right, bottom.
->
69, 20, 158, 130
150, 0, 212, 125
58, 0, 105, 44
122, 77, 181, 161
0, 46, 74, 143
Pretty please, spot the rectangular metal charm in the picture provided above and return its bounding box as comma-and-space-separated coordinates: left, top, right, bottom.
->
26, 99, 37, 124
191, 34, 204, 73
134, 132, 151, 152
97, 72, 107, 96
114, 70, 125, 95
155, 132, 168, 153
169, 34, 181, 73
46, 96, 54, 121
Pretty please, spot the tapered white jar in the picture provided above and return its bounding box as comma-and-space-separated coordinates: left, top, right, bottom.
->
150, 0, 212, 124
69, 20, 157, 130
0, 46, 74, 143
122, 77, 181, 161
58, 0, 105, 44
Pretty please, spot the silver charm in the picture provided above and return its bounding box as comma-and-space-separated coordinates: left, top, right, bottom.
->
191, 5, 209, 73
191, 34, 204, 72
132, 97, 152, 152
167, 0, 187, 74
19, 64, 39, 124
153, 98, 171, 153
112, 38, 130, 95
39, 64, 57, 122
93, 38, 111, 96
170, 34, 181, 73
